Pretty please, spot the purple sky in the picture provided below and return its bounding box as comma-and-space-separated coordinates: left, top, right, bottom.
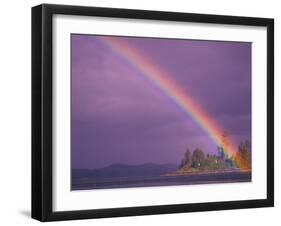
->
71, 34, 251, 169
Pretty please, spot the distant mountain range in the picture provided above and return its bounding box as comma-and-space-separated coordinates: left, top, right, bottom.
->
72, 163, 178, 179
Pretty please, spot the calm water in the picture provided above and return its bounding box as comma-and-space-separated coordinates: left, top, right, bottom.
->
72, 171, 251, 190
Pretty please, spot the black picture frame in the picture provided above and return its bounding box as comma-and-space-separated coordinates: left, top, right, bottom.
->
32, 3, 274, 222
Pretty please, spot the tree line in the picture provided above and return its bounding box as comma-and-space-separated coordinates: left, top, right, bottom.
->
179, 133, 251, 171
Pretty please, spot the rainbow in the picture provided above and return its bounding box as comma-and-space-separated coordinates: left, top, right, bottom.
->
97, 36, 241, 167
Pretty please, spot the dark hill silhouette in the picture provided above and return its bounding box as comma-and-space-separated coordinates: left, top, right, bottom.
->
72, 163, 178, 179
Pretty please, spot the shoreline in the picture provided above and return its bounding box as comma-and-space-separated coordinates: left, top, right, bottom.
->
163, 168, 251, 177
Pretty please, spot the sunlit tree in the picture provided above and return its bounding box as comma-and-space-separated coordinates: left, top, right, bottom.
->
235, 140, 251, 169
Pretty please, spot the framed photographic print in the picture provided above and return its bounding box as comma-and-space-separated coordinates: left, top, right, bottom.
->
32, 4, 274, 222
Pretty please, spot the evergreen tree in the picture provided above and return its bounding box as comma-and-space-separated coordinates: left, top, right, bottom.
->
192, 148, 205, 168
179, 149, 192, 169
